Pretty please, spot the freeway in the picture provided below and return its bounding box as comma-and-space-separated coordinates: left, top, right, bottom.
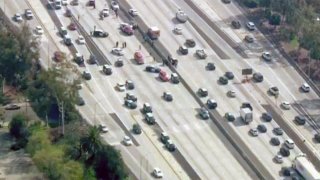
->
65, 0, 253, 179
194, 0, 320, 162
126, 0, 304, 178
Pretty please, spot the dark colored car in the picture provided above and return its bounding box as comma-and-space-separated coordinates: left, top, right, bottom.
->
198, 88, 208, 97
102, 65, 112, 75
219, 76, 228, 85
262, 112, 272, 122
273, 127, 283, 136
231, 20, 241, 29
125, 93, 137, 102
253, 72, 263, 82
82, 71, 92, 80
76, 96, 85, 106
185, 39, 196, 47
163, 92, 173, 102
280, 147, 290, 157
225, 71, 234, 80
145, 65, 161, 73
179, 46, 188, 55
68, 23, 77, 31
241, 102, 253, 111
88, 54, 97, 64
257, 124, 267, 133
314, 133, 320, 143
124, 99, 137, 109
207, 99, 217, 109
222, 0, 231, 3
132, 123, 142, 134
206, 62, 215, 71
5, 104, 21, 110
295, 115, 306, 125
126, 80, 135, 90
92, 29, 108, 37
225, 112, 235, 121
115, 58, 124, 67
270, 137, 280, 146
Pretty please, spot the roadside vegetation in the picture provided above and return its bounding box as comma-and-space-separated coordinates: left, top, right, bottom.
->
1, 22, 128, 179
239, 0, 320, 79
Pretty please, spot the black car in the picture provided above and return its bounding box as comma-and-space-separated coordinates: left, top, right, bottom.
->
82, 71, 92, 80
102, 65, 112, 75
145, 65, 161, 73
225, 112, 235, 121
92, 29, 108, 37
206, 62, 215, 71
273, 127, 283, 136
207, 99, 217, 109
163, 92, 173, 101
126, 80, 135, 90
253, 72, 263, 82
88, 54, 97, 64
124, 99, 137, 109
314, 133, 320, 143
222, 0, 231, 3
231, 20, 241, 29
132, 123, 142, 134
115, 58, 124, 67
179, 46, 188, 55
125, 93, 137, 102
295, 115, 306, 125
257, 124, 267, 133
198, 88, 208, 97
262, 112, 272, 122
225, 71, 234, 80
185, 39, 196, 47
270, 137, 280, 146
219, 76, 228, 85
241, 102, 253, 111
280, 147, 290, 157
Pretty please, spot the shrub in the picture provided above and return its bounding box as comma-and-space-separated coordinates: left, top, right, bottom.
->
269, 14, 281, 25
244, 0, 258, 8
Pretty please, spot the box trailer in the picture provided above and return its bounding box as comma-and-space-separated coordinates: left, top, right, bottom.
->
293, 154, 320, 180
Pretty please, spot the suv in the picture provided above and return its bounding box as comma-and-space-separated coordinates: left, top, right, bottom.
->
179, 46, 188, 55
142, 103, 152, 113
196, 49, 207, 59
160, 132, 170, 144
145, 113, 156, 125
262, 52, 272, 61
92, 29, 108, 37
199, 107, 209, 120
231, 20, 241, 29
253, 72, 263, 82
284, 139, 295, 149
219, 76, 228, 85
163, 92, 173, 101
295, 115, 306, 125
269, 86, 279, 96
186, 39, 196, 47
82, 71, 91, 80
102, 65, 112, 75
171, 73, 180, 84
88, 54, 97, 64
207, 99, 217, 109
262, 112, 273, 122
198, 88, 208, 97
301, 83, 310, 92
166, 140, 176, 152
246, 21, 255, 31
125, 93, 137, 102
249, 128, 259, 136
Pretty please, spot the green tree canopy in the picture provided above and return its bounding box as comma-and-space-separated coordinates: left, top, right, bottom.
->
9, 114, 28, 139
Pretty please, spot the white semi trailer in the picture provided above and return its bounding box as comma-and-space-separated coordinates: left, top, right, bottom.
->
293, 154, 320, 180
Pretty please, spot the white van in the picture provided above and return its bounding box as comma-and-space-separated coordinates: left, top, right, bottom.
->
285, 139, 295, 149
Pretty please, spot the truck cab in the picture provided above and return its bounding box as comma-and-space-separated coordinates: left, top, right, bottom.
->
240, 108, 253, 124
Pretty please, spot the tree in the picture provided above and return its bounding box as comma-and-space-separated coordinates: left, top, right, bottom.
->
26, 126, 51, 156
9, 114, 28, 139
269, 13, 281, 25
94, 145, 128, 180
80, 126, 102, 160
60, 160, 84, 180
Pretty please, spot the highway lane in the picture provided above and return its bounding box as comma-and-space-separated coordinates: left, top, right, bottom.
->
69, 0, 252, 179
127, 0, 305, 178
198, 0, 320, 154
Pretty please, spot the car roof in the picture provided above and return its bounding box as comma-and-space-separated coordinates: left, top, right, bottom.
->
161, 132, 168, 136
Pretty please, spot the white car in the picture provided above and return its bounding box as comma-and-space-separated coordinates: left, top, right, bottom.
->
173, 27, 182, 34
14, 13, 23, 22
101, 8, 109, 17
152, 167, 163, 178
301, 83, 310, 92
123, 136, 133, 146
111, 1, 119, 10
117, 82, 126, 92
274, 155, 283, 163
246, 21, 255, 31
78, 35, 86, 44
262, 52, 272, 61
249, 128, 258, 137
100, 124, 109, 133
111, 48, 124, 56
128, 8, 138, 16
62, 0, 68, 5
35, 26, 44, 35
25, 9, 33, 19
281, 101, 291, 110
